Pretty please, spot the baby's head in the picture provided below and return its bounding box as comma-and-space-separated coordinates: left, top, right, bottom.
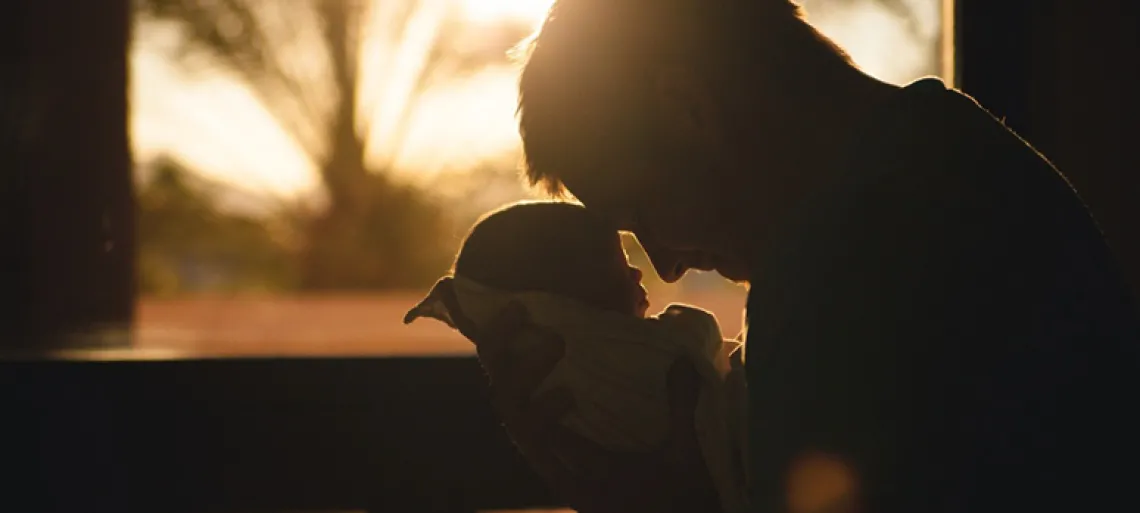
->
455, 201, 649, 317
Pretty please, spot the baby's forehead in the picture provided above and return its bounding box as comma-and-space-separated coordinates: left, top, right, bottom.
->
544, 237, 624, 264
467, 202, 626, 266
498, 205, 616, 236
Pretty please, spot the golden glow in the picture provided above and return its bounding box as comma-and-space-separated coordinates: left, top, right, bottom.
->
130, 42, 318, 197
460, 0, 553, 26
807, 0, 941, 86
941, 0, 957, 86
132, 0, 947, 198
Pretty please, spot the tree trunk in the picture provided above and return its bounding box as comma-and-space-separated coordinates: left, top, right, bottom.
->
297, 90, 376, 290
299, 2, 380, 290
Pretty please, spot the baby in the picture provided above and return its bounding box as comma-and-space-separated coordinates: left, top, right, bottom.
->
404, 201, 748, 513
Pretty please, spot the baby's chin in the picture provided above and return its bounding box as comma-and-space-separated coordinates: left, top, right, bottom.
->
634, 297, 650, 318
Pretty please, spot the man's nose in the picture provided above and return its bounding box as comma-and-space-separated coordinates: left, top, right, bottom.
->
639, 238, 687, 283
652, 259, 687, 283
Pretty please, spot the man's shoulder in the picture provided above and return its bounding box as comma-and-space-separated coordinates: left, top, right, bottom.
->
827, 78, 1094, 256
748, 79, 1125, 325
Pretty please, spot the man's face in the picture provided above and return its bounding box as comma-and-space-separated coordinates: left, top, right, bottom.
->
565, 167, 752, 284
556, 66, 767, 284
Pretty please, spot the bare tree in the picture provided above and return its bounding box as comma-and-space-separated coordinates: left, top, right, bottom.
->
135, 0, 531, 289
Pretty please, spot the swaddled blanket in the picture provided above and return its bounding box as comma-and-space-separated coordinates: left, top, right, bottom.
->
405, 276, 749, 513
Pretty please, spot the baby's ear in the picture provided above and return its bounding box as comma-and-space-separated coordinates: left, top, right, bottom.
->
403, 277, 458, 328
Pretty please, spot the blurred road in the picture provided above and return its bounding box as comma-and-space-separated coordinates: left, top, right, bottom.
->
135, 289, 748, 358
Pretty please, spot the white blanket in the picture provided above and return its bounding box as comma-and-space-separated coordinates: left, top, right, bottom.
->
405, 276, 749, 513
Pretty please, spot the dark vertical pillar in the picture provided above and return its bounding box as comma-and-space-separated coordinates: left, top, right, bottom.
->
956, 0, 1140, 295
1, 0, 135, 350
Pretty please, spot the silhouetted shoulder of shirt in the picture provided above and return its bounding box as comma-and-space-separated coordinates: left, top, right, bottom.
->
743, 77, 1140, 513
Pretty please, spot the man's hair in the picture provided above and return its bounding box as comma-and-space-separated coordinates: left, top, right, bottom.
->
454, 201, 620, 301
515, 0, 854, 196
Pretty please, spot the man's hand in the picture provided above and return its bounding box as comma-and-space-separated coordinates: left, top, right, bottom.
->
439, 285, 722, 513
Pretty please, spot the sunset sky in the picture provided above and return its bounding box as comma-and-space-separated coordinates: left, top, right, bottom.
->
130, 0, 949, 200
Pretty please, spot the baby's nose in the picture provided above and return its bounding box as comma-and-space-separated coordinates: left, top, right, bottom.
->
629, 266, 643, 281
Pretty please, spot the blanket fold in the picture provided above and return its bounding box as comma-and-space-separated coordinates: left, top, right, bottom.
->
405, 275, 748, 513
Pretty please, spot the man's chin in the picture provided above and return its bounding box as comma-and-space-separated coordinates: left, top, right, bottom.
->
715, 265, 750, 283
688, 254, 749, 283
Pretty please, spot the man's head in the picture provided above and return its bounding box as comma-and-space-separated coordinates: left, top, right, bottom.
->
455, 201, 650, 317
516, 0, 893, 282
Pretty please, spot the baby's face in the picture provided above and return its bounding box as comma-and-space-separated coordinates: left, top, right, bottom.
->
627, 264, 651, 318
596, 233, 650, 317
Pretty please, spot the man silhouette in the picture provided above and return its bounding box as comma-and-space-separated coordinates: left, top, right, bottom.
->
448, 1, 1140, 511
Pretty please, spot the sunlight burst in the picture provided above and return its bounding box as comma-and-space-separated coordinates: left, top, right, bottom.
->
460, 0, 553, 26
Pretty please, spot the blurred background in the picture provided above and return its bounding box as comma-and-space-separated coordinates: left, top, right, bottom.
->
14, 2, 1140, 512
130, 0, 950, 357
